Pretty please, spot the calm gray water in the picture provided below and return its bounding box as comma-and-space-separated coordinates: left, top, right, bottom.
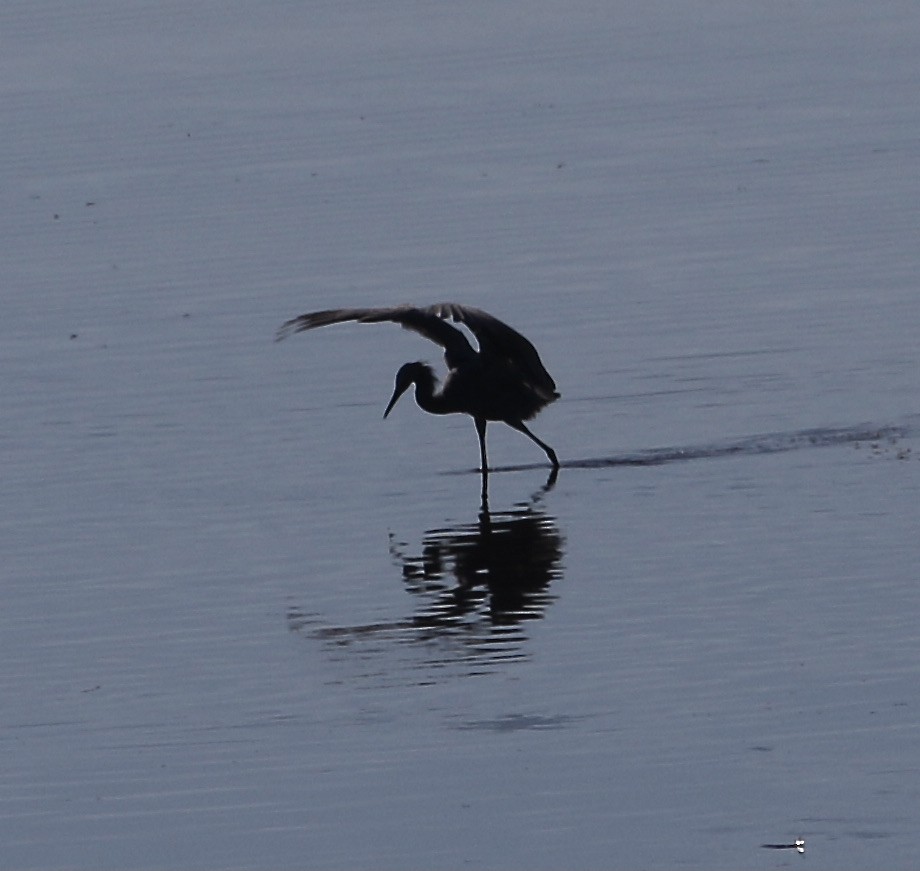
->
2, 2, 920, 868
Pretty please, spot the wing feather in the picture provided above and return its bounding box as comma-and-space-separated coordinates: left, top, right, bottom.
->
277, 303, 557, 400
276, 305, 475, 368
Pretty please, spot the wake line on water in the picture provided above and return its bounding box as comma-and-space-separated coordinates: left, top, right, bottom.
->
450, 414, 919, 475
565, 421, 909, 470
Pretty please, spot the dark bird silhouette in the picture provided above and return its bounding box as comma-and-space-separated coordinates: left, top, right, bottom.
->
276, 303, 559, 472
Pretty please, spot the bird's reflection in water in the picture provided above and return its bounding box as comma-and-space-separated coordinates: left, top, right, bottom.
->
289, 470, 564, 679
394, 469, 561, 628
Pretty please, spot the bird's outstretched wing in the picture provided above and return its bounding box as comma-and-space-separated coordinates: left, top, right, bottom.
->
277, 303, 557, 398
277, 304, 484, 368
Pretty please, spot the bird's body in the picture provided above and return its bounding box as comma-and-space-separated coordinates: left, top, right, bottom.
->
276, 303, 559, 471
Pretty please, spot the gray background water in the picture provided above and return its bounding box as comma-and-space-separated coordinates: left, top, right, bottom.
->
2, 2, 919, 868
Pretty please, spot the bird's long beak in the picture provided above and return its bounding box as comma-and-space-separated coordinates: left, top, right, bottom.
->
383, 382, 410, 419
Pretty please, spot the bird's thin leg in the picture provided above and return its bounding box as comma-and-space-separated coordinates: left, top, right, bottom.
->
474, 417, 489, 473
508, 421, 559, 469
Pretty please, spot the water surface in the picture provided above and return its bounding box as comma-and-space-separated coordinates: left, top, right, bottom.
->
2, 1, 919, 868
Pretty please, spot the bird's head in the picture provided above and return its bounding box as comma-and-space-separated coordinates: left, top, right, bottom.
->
383, 362, 429, 418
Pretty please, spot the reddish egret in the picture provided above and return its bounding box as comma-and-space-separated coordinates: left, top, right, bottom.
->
276, 303, 559, 471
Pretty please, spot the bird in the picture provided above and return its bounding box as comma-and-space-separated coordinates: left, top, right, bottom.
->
276, 303, 559, 472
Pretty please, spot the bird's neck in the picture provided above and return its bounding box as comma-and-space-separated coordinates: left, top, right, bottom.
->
412, 366, 452, 415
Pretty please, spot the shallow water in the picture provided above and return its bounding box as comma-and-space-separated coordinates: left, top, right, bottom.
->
2, 2, 920, 868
